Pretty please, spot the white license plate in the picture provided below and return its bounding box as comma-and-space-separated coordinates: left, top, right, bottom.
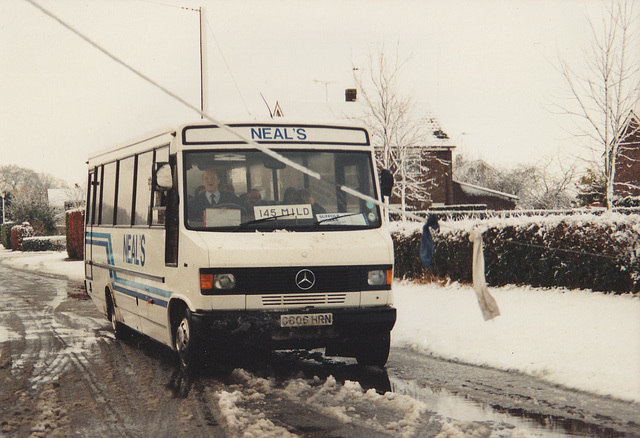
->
280, 313, 333, 327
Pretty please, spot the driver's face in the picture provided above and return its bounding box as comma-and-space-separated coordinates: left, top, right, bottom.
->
202, 171, 219, 193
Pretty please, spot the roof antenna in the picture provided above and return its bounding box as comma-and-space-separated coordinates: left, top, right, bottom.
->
260, 93, 273, 119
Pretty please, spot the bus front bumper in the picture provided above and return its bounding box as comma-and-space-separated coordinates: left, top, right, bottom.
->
190, 306, 396, 351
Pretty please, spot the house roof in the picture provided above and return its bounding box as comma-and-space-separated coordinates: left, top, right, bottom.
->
620, 110, 639, 139
271, 99, 456, 148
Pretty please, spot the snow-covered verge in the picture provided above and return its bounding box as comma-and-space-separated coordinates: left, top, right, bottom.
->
0, 247, 83, 282
392, 280, 640, 403
1, 247, 638, 404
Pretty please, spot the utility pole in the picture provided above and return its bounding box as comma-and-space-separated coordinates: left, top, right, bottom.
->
199, 7, 208, 118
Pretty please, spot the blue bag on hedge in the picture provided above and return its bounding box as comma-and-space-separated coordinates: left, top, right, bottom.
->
420, 215, 439, 268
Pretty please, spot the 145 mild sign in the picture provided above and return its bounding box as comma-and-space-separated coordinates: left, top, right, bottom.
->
254, 205, 313, 220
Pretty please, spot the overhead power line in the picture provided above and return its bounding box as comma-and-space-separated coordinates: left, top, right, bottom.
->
23, 0, 430, 224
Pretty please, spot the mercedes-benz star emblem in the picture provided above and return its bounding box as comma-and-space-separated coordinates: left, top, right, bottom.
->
295, 269, 316, 290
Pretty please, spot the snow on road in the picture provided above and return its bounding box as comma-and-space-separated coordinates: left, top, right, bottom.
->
1, 248, 639, 403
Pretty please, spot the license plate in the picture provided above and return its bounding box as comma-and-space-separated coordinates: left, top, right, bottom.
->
280, 313, 333, 327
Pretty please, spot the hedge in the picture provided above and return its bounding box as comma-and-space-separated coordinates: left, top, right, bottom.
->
22, 236, 66, 252
66, 209, 84, 260
10, 223, 34, 251
1, 222, 14, 249
391, 213, 640, 294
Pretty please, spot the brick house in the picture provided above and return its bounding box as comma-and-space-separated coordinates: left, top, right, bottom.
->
384, 116, 457, 211
614, 111, 640, 199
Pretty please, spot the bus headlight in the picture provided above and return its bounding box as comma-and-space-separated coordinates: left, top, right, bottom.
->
368, 269, 391, 286
214, 273, 236, 290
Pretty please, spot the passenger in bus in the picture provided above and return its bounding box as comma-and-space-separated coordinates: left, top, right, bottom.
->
188, 168, 241, 222
299, 188, 326, 214
282, 187, 300, 204
243, 189, 263, 209
220, 183, 235, 195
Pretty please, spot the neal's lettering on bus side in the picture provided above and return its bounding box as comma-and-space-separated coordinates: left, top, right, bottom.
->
123, 234, 146, 266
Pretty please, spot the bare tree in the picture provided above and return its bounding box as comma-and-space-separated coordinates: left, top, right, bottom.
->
353, 45, 433, 215
516, 157, 577, 209
556, 0, 640, 209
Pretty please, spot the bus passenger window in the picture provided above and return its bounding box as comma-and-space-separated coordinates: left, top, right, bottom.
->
100, 162, 116, 225
152, 190, 167, 226
151, 147, 169, 226
116, 156, 134, 225
134, 151, 153, 225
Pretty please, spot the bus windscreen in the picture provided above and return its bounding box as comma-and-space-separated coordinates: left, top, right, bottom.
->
184, 150, 382, 231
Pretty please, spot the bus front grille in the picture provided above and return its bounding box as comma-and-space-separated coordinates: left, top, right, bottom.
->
261, 293, 347, 307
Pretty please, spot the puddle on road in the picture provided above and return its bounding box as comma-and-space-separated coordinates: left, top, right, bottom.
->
390, 378, 620, 437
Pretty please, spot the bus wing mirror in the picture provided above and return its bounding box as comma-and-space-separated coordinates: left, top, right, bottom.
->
154, 163, 173, 190
380, 169, 394, 198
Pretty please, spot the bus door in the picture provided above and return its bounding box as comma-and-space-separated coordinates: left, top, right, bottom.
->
136, 153, 177, 340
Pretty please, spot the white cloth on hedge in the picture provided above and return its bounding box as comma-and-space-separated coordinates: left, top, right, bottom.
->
469, 229, 500, 321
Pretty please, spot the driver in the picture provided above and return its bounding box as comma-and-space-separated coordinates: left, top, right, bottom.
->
188, 168, 240, 222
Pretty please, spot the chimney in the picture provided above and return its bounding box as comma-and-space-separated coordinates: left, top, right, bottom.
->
345, 88, 357, 102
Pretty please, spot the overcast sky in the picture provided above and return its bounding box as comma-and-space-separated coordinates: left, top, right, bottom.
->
0, 0, 617, 185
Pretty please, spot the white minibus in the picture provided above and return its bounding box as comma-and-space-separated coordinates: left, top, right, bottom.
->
84, 122, 396, 371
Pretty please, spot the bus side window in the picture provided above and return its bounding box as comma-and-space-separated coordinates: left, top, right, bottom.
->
134, 151, 153, 226
100, 162, 116, 226
152, 189, 167, 225
116, 156, 135, 225
86, 170, 97, 226
151, 146, 169, 226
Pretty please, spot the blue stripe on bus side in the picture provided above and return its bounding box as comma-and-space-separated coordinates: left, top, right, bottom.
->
86, 231, 170, 308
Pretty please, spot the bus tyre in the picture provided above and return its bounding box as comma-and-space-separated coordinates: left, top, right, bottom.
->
355, 331, 391, 368
175, 309, 199, 374
106, 292, 127, 340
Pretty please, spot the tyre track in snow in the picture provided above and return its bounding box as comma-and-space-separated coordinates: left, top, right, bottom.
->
0, 267, 133, 436
0, 265, 231, 437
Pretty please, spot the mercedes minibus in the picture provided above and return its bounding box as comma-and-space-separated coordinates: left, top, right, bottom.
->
84, 122, 396, 370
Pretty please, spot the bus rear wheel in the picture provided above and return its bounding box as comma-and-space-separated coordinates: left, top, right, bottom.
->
106, 292, 128, 340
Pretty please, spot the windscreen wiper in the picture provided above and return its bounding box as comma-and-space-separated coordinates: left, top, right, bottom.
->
237, 212, 295, 228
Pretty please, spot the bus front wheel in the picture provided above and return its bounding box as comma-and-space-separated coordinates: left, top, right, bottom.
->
355, 331, 391, 368
174, 308, 199, 374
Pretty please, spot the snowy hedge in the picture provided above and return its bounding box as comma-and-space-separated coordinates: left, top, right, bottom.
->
1, 222, 13, 249
390, 212, 640, 294
10, 222, 34, 251
22, 235, 66, 252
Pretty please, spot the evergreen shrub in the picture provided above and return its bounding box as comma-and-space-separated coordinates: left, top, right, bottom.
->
10, 222, 34, 251
391, 214, 640, 294
22, 236, 66, 252
1, 222, 14, 249
66, 209, 84, 260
